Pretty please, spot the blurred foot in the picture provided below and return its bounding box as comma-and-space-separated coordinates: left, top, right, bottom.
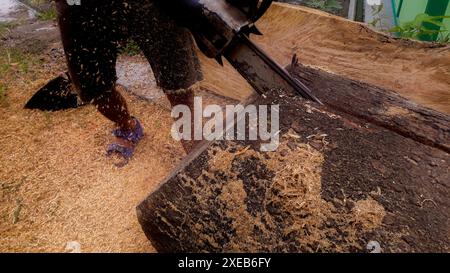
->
107, 117, 144, 167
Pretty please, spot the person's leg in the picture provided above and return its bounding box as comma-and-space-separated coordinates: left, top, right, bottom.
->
93, 87, 144, 158
92, 88, 136, 132
165, 89, 200, 152
129, 1, 203, 152
56, 0, 142, 162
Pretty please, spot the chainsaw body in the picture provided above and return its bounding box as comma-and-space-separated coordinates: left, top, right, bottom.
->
163, 0, 320, 102
158, 0, 273, 59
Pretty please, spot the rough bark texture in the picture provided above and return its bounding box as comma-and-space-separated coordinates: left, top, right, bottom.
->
288, 63, 450, 153
137, 68, 450, 253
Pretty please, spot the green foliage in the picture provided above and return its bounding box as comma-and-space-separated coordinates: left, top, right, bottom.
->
304, 0, 343, 13
437, 33, 450, 44
13, 199, 23, 224
0, 48, 37, 74
118, 40, 141, 56
38, 8, 57, 21
29, 0, 51, 5
0, 22, 17, 38
42, 111, 53, 129
390, 13, 450, 43
0, 178, 24, 193
0, 84, 7, 107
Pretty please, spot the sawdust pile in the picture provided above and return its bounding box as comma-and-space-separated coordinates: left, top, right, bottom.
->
0, 50, 189, 252
0, 42, 238, 252
186, 131, 386, 252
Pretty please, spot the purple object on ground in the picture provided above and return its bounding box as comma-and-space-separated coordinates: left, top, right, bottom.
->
107, 117, 144, 166
112, 117, 144, 144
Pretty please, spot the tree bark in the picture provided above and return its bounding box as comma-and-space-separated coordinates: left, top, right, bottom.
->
137, 66, 450, 253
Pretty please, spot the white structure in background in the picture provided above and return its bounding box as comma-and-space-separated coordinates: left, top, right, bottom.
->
348, 0, 357, 20
0, 0, 35, 22
364, 0, 395, 31
367, 0, 382, 5
349, 0, 383, 21
0, 0, 20, 21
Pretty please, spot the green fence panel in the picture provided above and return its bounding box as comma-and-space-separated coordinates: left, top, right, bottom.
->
421, 0, 450, 41
392, 0, 450, 41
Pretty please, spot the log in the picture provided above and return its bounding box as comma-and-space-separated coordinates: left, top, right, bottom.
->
137, 68, 450, 253
287, 62, 450, 153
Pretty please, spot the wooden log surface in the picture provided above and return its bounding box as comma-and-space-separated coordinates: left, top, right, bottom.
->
288, 62, 450, 153
137, 66, 450, 253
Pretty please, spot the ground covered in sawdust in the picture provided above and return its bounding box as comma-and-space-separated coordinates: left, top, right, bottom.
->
0, 40, 189, 253
1, 1, 449, 253
0, 14, 237, 253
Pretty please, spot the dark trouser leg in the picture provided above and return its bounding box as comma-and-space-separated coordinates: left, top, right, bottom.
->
56, 1, 142, 163
129, 2, 203, 152
56, 0, 136, 132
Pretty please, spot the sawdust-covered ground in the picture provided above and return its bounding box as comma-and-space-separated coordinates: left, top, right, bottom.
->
0, 48, 186, 252
0, 14, 234, 253
1, 2, 449, 253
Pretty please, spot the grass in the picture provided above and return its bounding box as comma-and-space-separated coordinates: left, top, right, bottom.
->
21, 0, 58, 20
0, 84, 7, 107
38, 8, 57, 21
119, 40, 141, 56
42, 111, 53, 129
154, 119, 161, 129
29, 0, 50, 5
0, 48, 41, 76
0, 48, 42, 106
0, 22, 18, 38
1, 177, 25, 194
303, 0, 343, 14
13, 199, 23, 224
1, 178, 26, 224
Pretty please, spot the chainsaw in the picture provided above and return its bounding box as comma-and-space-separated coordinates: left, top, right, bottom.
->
25, 0, 321, 111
